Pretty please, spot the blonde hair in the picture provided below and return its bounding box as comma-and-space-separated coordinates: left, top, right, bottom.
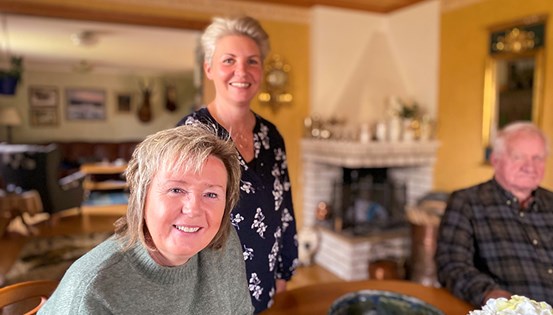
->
114, 124, 241, 251
201, 15, 270, 65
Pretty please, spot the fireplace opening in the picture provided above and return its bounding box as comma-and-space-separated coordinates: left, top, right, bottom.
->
317, 167, 408, 236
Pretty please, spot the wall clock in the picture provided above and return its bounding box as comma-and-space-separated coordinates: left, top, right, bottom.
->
258, 54, 293, 112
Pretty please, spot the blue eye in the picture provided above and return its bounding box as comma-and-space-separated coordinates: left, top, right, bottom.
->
169, 188, 185, 194
205, 192, 218, 199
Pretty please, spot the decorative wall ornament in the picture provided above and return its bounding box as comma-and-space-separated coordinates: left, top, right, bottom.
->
137, 82, 153, 123
138, 89, 152, 122
490, 20, 545, 54
164, 82, 177, 112
258, 54, 293, 113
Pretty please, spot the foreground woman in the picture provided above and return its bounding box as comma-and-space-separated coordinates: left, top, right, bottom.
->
39, 125, 253, 314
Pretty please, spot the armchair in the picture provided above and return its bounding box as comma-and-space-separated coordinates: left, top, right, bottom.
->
0, 143, 85, 214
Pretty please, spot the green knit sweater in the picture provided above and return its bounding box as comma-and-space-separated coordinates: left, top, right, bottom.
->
39, 228, 254, 314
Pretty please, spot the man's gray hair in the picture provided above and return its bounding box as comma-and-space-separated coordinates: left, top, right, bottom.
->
492, 121, 549, 157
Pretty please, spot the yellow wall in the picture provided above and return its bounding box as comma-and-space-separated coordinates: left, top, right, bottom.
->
435, 0, 553, 192
251, 20, 310, 229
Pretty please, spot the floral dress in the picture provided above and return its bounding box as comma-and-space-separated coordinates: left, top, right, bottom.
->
177, 108, 299, 313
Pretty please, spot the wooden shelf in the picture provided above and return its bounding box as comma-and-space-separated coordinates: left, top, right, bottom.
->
83, 179, 127, 191
80, 163, 127, 175
80, 163, 128, 205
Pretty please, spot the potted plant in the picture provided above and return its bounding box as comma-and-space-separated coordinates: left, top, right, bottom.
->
396, 99, 422, 141
0, 56, 23, 95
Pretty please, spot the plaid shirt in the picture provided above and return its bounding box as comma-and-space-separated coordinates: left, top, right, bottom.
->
436, 179, 553, 306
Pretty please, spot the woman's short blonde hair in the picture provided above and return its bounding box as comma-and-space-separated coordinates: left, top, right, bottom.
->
201, 15, 270, 65
114, 124, 241, 251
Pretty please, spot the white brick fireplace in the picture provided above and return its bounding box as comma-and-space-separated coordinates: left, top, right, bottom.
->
301, 139, 440, 280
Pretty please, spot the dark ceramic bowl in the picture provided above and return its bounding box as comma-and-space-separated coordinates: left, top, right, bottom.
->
328, 290, 445, 315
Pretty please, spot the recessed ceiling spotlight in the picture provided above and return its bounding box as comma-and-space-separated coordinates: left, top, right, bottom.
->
70, 30, 98, 47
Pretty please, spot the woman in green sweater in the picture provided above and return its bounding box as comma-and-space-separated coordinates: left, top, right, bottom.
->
39, 125, 254, 314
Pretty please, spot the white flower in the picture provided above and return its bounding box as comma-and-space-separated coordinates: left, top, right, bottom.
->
469, 295, 553, 315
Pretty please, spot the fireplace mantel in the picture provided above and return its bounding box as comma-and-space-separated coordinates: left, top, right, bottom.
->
301, 139, 440, 168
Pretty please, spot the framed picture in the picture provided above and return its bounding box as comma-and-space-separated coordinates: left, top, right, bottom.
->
115, 92, 132, 113
29, 86, 58, 107
30, 108, 58, 126
65, 88, 106, 120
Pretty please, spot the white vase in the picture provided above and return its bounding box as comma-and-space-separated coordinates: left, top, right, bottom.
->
402, 119, 414, 142
375, 122, 387, 142
387, 117, 401, 142
359, 123, 371, 143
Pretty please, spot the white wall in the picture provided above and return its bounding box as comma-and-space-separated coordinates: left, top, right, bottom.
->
388, 0, 440, 118
310, 0, 440, 128
0, 70, 196, 143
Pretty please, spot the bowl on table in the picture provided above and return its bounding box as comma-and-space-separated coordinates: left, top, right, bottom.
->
328, 289, 444, 315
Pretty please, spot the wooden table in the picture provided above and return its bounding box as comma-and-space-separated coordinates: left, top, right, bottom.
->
263, 280, 473, 315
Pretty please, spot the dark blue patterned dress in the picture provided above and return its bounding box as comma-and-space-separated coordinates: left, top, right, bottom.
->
177, 108, 298, 313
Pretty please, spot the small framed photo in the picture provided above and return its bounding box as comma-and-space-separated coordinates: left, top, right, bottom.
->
65, 88, 106, 120
29, 86, 59, 107
30, 108, 58, 126
115, 92, 133, 113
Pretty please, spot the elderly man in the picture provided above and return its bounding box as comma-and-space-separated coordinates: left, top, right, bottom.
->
435, 121, 553, 307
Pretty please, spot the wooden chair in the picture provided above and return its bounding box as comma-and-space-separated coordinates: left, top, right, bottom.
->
0, 280, 58, 315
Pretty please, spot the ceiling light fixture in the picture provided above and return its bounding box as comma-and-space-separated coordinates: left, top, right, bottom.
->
72, 60, 94, 73
70, 30, 98, 47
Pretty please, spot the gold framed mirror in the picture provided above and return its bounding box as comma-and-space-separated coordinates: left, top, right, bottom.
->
482, 18, 546, 160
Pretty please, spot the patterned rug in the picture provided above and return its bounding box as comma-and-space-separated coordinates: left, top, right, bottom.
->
2, 232, 112, 287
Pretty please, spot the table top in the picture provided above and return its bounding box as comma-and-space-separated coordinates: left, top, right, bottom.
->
263, 280, 473, 315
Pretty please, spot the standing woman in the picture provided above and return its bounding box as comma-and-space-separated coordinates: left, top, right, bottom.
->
177, 16, 298, 313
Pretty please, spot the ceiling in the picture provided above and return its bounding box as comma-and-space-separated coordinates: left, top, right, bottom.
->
240, 0, 428, 13
0, 0, 428, 75
0, 14, 201, 75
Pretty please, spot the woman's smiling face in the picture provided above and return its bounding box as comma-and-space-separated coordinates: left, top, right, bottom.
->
144, 156, 228, 266
204, 34, 263, 106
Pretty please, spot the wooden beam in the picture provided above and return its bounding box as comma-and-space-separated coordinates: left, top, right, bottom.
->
0, 0, 210, 30
234, 0, 429, 14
